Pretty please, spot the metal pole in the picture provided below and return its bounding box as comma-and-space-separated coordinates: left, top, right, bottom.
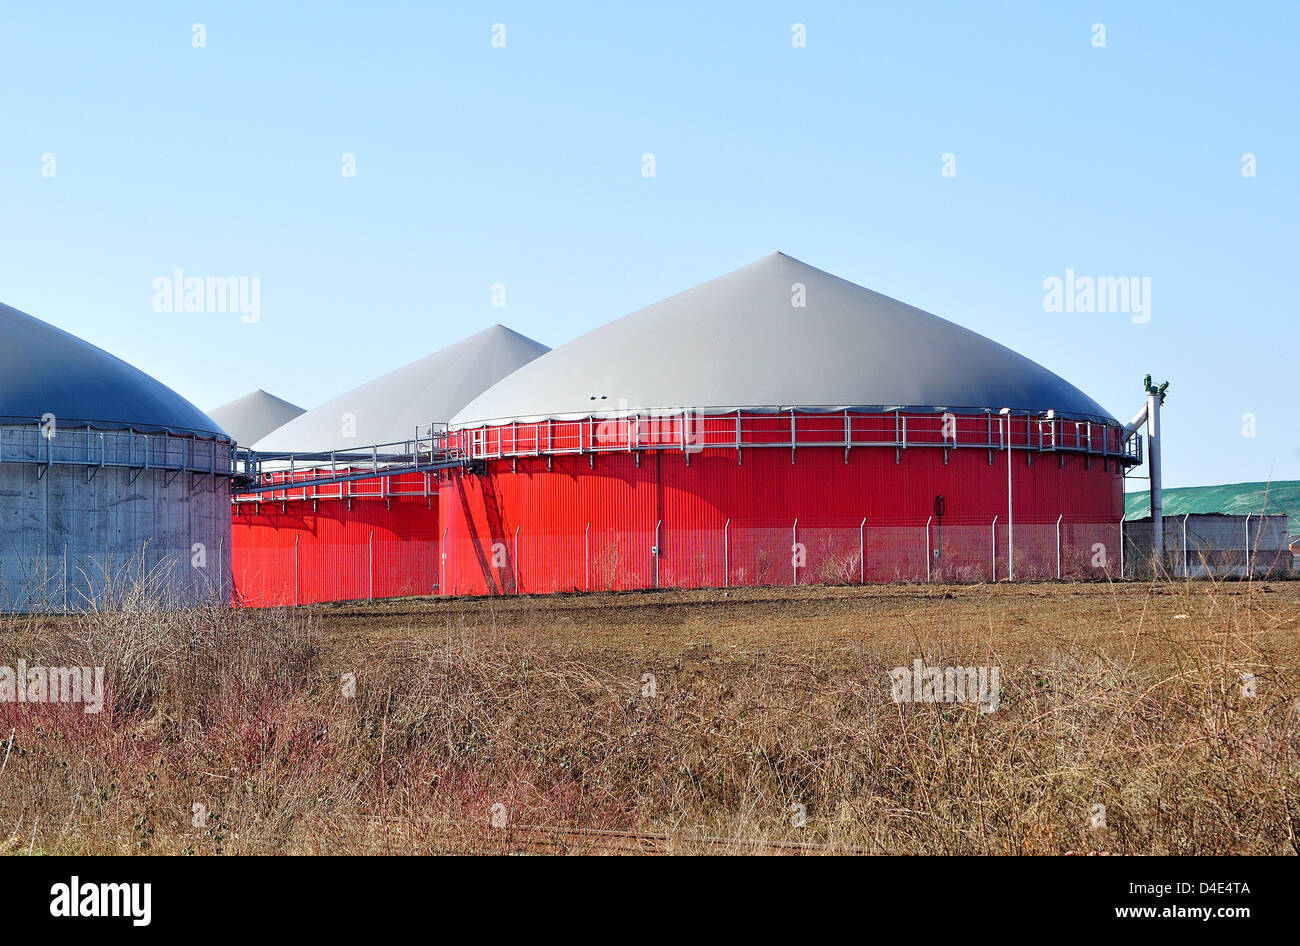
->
991, 515, 998, 581
585, 522, 590, 591
1006, 416, 1014, 581
1182, 514, 1189, 578
1148, 393, 1163, 570
724, 519, 730, 588
859, 517, 866, 584
1244, 514, 1251, 578
925, 515, 932, 581
513, 525, 520, 595
654, 520, 661, 588
441, 527, 447, 595
1119, 517, 1125, 579
294, 534, 299, 606
1056, 514, 1062, 579
369, 529, 374, 601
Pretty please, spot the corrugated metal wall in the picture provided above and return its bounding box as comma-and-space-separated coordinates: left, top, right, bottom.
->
231, 495, 439, 606
440, 444, 1124, 595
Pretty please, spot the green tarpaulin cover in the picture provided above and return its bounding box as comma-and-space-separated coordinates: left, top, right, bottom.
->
1125, 481, 1300, 528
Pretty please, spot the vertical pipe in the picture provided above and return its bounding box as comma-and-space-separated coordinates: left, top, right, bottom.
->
1006, 417, 1014, 581
724, 519, 730, 589
859, 517, 867, 584
369, 529, 374, 601
513, 525, 520, 595
1148, 393, 1163, 569
63, 543, 67, 613
294, 534, 299, 606
585, 522, 590, 591
441, 527, 447, 596
991, 515, 998, 582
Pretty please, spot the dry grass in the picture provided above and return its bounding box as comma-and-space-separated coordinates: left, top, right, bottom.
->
0, 579, 1297, 855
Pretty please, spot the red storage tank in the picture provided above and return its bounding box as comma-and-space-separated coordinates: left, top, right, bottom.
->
230, 325, 549, 605
441, 253, 1134, 594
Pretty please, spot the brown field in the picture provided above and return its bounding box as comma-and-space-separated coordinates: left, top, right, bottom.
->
1, 580, 1298, 855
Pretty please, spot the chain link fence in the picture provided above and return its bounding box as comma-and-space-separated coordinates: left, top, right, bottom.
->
431, 515, 1292, 597
0, 542, 231, 612
18, 514, 1284, 610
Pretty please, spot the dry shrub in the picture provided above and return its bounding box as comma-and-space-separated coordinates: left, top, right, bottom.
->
0, 580, 1296, 854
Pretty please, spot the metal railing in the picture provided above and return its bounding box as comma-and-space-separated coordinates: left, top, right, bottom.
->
0, 422, 232, 477
452, 408, 1142, 465
232, 423, 463, 498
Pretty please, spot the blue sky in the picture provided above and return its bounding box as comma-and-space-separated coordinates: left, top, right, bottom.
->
1, 1, 1295, 488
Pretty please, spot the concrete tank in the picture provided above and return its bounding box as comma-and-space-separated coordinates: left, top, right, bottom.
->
0, 302, 233, 610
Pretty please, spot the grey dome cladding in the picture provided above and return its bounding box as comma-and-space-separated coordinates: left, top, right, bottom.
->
451, 253, 1117, 427
207, 389, 306, 446
0, 301, 230, 439
253, 324, 550, 452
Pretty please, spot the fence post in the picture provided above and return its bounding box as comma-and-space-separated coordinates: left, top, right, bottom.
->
585, 522, 590, 591
859, 517, 866, 584
991, 515, 998, 581
369, 529, 374, 601
724, 519, 730, 588
1244, 514, 1252, 578
654, 520, 661, 589
792, 518, 798, 586
1119, 517, 1125, 579
294, 534, 299, 606
926, 516, 935, 581
1056, 514, 1062, 579
514, 525, 520, 595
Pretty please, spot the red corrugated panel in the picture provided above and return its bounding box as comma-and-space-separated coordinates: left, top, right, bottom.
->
231, 491, 439, 606
440, 442, 1122, 595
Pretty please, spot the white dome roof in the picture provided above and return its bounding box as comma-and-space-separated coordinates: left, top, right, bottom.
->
207, 390, 305, 446
451, 253, 1116, 427
254, 324, 548, 452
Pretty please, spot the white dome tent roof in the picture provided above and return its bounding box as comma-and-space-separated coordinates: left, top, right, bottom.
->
253, 324, 549, 452
0, 301, 228, 439
207, 390, 306, 446
451, 253, 1116, 428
